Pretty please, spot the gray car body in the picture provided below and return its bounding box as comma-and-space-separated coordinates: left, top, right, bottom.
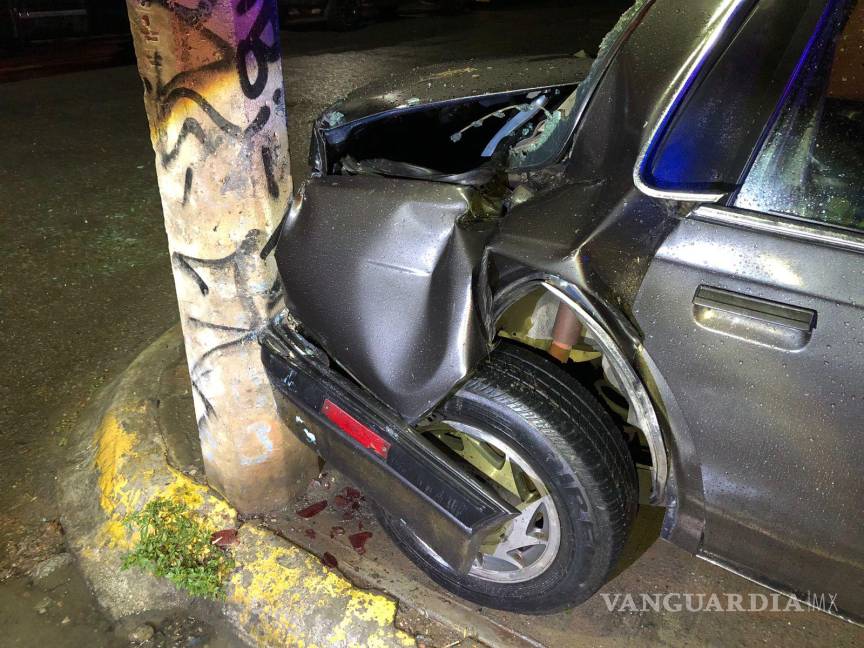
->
274, 0, 864, 620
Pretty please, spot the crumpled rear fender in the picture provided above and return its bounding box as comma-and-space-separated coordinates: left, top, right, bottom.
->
274, 175, 496, 422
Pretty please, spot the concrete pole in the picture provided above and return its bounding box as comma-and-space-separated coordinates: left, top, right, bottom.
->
124, 0, 316, 512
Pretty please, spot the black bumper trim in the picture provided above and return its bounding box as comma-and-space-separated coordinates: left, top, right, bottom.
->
259, 316, 517, 574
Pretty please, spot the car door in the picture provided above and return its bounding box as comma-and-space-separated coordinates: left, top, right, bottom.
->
634, 0, 864, 618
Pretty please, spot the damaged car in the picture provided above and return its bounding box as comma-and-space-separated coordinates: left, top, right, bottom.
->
261, 0, 864, 619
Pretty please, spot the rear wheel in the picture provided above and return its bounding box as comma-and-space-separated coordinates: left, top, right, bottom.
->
374, 342, 638, 613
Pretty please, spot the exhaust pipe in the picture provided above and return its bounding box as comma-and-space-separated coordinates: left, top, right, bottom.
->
548, 301, 583, 362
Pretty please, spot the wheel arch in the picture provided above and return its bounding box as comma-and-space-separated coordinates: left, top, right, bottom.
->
491, 273, 671, 506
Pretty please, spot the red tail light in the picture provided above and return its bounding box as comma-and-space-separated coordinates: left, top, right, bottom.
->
321, 399, 390, 459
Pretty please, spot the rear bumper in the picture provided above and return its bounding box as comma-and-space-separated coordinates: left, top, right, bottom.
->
259, 315, 516, 573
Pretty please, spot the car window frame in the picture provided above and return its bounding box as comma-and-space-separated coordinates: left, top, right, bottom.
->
633, 0, 752, 203
691, 203, 864, 256
635, 0, 853, 212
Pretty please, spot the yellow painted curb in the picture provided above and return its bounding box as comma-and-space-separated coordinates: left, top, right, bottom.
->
63, 327, 414, 646
228, 526, 414, 648
93, 409, 236, 551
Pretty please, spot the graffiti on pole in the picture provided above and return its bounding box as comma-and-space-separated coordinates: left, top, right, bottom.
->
171, 230, 281, 422
133, 0, 282, 189
127, 0, 293, 476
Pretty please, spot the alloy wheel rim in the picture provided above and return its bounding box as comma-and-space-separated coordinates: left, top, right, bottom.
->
419, 420, 562, 583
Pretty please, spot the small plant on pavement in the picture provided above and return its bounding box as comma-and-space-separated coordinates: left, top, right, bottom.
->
122, 497, 234, 599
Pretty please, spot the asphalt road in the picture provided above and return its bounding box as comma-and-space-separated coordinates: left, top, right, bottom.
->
1, 1, 861, 646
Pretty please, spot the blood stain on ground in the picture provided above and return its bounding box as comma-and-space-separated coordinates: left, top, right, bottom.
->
348, 531, 373, 554
321, 552, 338, 568
296, 500, 327, 518
343, 486, 362, 500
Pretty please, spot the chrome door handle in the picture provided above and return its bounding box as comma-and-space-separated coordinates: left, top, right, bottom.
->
693, 286, 816, 332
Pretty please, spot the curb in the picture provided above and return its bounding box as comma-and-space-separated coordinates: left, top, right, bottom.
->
59, 326, 414, 647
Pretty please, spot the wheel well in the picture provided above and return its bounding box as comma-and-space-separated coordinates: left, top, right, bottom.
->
494, 282, 668, 505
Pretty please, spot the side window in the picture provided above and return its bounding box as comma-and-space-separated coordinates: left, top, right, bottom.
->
736, 1, 864, 230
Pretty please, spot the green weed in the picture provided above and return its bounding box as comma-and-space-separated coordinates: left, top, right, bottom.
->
122, 497, 234, 599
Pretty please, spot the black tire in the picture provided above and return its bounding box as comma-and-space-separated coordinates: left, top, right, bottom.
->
325, 0, 362, 31
375, 342, 638, 614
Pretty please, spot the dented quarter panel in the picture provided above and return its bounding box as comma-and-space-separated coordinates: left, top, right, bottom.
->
275, 176, 495, 422
489, 0, 864, 621
635, 212, 864, 620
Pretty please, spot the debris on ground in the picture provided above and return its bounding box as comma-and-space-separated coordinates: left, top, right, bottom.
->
296, 500, 327, 518
144, 615, 215, 647
28, 552, 73, 582
128, 622, 155, 644
34, 596, 53, 614
396, 605, 484, 648
209, 529, 238, 548
0, 517, 66, 582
